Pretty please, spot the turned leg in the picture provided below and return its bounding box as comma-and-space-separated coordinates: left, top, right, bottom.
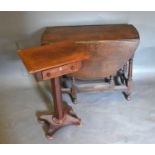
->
109, 75, 115, 87
39, 77, 81, 139
120, 63, 127, 85
123, 58, 133, 101
70, 76, 78, 104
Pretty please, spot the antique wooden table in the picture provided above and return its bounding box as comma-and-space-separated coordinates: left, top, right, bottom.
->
18, 41, 90, 139
41, 24, 139, 103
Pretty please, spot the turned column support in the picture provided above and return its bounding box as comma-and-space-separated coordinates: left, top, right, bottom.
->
123, 57, 133, 101
70, 76, 78, 104
51, 77, 64, 120
39, 77, 81, 139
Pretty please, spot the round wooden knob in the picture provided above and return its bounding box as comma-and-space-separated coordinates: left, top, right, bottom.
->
46, 72, 51, 77
59, 67, 63, 71
71, 66, 75, 70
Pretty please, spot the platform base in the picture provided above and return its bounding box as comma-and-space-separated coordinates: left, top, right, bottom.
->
39, 111, 81, 139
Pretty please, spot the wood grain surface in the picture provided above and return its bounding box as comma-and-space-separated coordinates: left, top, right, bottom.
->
41, 24, 139, 45
18, 41, 90, 73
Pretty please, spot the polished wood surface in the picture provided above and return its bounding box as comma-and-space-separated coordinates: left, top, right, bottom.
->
42, 24, 139, 44
18, 41, 90, 74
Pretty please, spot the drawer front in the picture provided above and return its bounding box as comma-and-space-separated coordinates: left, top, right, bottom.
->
42, 62, 81, 80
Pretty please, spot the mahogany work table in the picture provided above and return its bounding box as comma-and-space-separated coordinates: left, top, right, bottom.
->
18, 41, 90, 139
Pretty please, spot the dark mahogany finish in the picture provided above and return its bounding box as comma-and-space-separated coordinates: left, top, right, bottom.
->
42, 24, 139, 44
18, 41, 90, 139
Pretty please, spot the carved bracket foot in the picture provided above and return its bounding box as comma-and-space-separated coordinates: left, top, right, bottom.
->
123, 92, 131, 101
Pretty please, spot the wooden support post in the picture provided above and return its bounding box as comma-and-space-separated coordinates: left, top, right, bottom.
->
123, 58, 133, 101
70, 76, 78, 104
39, 77, 81, 139
51, 77, 64, 120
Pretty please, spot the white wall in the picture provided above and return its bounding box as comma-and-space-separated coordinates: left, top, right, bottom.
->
0, 11, 155, 76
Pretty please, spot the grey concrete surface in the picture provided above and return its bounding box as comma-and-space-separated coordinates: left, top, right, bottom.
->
0, 12, 155, 143
0, 42, 155, 144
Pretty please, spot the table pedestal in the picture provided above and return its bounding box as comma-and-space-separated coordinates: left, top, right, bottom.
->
39, 77, 81, 139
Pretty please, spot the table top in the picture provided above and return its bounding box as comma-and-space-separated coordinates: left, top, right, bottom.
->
18, 41, 90, 74
41, 24, 139, 45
